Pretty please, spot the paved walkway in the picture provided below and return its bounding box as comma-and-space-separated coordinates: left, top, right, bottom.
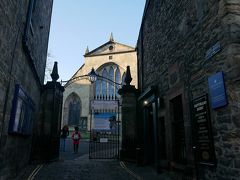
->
17, 139, 174, 180
33, 155, 136, 180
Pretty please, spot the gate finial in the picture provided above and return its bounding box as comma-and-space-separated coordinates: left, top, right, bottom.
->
124, 66, 132, 86
51, 61, 59, 82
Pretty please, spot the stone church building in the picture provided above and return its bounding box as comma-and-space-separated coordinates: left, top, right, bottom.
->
62, 34, 137, 131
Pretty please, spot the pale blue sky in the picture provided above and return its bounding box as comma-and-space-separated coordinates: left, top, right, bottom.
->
47, 0, 146, 81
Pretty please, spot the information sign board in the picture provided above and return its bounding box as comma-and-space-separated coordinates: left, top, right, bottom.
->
192, 95, 216, 165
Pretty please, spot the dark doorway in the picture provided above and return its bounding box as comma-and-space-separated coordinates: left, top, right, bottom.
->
158, 116, 166, 160
171, 95, 186, 164
144, 104, 155, 164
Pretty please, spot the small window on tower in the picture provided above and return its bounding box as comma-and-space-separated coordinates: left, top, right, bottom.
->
109, 56, 113, 60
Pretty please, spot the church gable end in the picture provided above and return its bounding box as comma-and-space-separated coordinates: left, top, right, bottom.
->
85, 42, 135, 57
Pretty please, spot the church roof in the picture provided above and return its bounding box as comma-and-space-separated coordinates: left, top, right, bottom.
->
64, 35, 136, 85
63, 63, 85, 87
84, 37, 135, 57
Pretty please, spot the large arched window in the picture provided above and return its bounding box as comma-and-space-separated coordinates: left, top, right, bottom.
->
108, 66, 114, 97
115, 68, 121, 96
115, 67, 121, 84
102, 68, 108, 98
63, 93, 81, 126
94, 64, 124, 99
68, 99, 80, 126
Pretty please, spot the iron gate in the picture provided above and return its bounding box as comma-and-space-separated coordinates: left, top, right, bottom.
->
89, 98, 120, 159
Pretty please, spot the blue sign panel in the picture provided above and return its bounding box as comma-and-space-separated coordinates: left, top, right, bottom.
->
93, 113, 116, 131
208, 72, 227, 109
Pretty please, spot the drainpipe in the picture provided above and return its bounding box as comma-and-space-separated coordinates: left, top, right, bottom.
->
23, 0, 35, 43
22, 0, 42, 88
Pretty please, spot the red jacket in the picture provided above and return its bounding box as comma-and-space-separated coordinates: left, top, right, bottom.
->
72, 131, 81, 144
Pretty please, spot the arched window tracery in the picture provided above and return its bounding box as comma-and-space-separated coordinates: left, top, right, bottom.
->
64, 93, 81, 126
102, 68, 108, 98
115, 67, 121, 85
95, 80, 101, 96
109, 66, 114, 97
95, 64, 124, 99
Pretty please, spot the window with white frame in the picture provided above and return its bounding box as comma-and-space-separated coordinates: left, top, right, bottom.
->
95, 65, 124, 99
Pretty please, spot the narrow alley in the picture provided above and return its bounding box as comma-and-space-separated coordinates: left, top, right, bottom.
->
1, 1, 240, 179
17, 138, 172, 180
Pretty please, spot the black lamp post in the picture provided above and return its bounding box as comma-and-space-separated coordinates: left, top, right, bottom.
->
88, 68, 98, 83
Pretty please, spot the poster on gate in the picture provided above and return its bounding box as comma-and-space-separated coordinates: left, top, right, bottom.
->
93, 113, 116, 131
91, 100, 118, 111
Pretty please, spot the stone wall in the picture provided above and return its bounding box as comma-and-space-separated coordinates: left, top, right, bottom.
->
137, 0, 240, 179
0, 0, 53, 179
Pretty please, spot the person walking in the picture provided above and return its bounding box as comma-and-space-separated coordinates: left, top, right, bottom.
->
60, 125, 69, 151
72, 126, 81, 153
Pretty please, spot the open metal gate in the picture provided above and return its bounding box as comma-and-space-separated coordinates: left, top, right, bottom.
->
89, 98, 120, 159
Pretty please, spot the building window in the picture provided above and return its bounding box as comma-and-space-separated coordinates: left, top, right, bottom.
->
115, 68, 121, 96
95, 80, 101, 96
95, 65, 123, 99
102, 68, 108, 98
109, 67, 114, 97
65, 93, 81, 126
68, 101, 80, 126
109, 56, 113, 60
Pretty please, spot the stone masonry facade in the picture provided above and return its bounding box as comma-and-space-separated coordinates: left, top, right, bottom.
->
0, 0, 53, 179
62, 37, 137, 131
137, 0, 240, 179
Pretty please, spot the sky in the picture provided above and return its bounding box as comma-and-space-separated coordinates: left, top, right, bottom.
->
47, 0, 146, 82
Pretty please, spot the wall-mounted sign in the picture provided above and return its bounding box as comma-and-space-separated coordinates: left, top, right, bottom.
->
192, 95, 216, 165
8, 84, 35, 135
208, 72, 227, 109
205, 41, 221, 60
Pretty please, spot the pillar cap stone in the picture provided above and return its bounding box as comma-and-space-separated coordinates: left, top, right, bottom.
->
50, 61, 59, 82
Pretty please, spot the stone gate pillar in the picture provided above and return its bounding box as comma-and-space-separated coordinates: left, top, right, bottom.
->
31, 62, 64, 162
118, 66, 138, 161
